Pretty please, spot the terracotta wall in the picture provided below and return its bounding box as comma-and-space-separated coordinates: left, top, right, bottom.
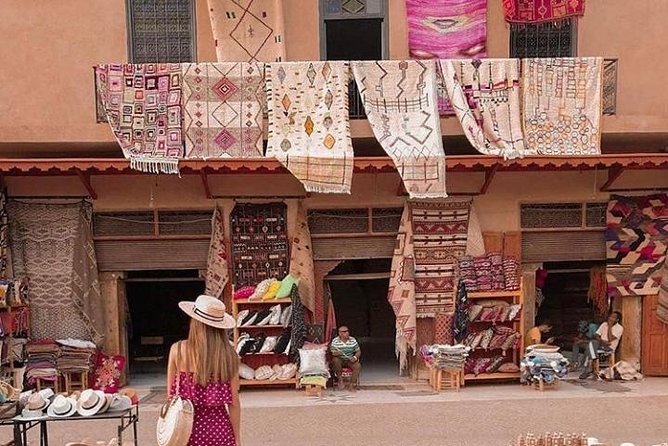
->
0, 0, 666, 147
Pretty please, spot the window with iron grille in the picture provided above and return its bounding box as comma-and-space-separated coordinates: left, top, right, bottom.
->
126, 0, 196, 64
510, 19, 576, 58
520, 202, 608, 230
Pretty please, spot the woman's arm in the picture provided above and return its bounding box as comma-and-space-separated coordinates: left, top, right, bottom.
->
230, 375, 242, 446
166, 342, 179, 397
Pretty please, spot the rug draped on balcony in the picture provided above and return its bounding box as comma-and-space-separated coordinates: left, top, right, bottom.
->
440, 59, 529, 160
502, 0, 585, 23
205, 205, 230, 300
208, 0, 286, 63
522, 57, 602, 156
8, 201, 104, 344
181, 63, 265, 159
387, 204, 417, 372
405, 0, 487, 115
410, 200, 470, 317
606, 194, 668, 299
95, 64, 183, 174
352, 60, 447, 198
265, 61, 354, 194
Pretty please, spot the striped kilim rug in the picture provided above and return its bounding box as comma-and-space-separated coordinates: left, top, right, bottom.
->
411, 200, 470, 317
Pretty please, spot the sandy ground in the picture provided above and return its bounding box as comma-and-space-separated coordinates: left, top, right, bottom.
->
2, 378, 668, 446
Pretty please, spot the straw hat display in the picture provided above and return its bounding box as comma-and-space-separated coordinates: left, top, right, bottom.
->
77, 389, 109, 417
47, 394, 78, 418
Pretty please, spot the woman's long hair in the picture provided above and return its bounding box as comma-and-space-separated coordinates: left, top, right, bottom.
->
186, 319, 239, 386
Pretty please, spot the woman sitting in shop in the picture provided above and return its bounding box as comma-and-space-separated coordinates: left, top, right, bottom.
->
525, 319, 555, 346
167, 295, 241, 446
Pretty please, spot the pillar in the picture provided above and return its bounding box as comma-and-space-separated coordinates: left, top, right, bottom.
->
619, 296, 642, 362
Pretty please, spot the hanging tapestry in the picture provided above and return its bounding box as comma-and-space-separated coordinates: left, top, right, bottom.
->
606, 194, 668, 298
230, 202, 289, 289
207, 0, 286, 63
289, 284, 307, 363
405, 0, 487, 115
289, 202, 316, 313
659, 262, 668, 325
95, 64, 183, 174
205, 206, 230, 300
522, 57, 603, 156
503, 0, 585, 23
440, 59, 530, 160
0, 189, 7, 278
411, 200, 470, 317
352, 60, 447, 198
266, 61, 353, 194
387, 204, 416, 372
452, 280, 469, 343
8, 202, 104, 343
181, 63, 265, 159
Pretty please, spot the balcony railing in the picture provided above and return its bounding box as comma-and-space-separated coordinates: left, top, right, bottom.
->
94, 58, 619, 122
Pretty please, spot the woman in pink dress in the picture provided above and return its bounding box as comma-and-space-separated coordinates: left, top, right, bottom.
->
167, 295, 241, 446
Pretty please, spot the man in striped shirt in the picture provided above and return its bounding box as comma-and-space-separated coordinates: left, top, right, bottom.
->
330, 325, 361, 390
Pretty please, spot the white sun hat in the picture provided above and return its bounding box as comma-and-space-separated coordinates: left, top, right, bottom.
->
108, 394, 133, 412
178, 295, 235, 329
77, 389, 107, 417
47, 394, 77, 418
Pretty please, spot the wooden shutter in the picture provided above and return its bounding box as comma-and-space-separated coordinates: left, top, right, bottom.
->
96, 239, 208, 271
521, 231, 605, 262
312, 236, 395, 261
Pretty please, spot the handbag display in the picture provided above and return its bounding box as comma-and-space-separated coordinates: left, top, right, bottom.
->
156, 343, 194, 446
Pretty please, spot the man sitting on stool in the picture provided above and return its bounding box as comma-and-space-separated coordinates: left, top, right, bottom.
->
579, 311, 624, 380
330, 325, 361, 391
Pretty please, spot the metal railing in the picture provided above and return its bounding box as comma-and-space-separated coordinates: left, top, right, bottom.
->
95, 58, 619, 123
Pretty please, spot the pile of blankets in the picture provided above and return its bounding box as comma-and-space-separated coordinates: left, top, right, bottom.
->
520, 347, 569, 385
420, 344, 470, 370
56, 339, 97, 374
458, 253, 521, 292
25, 340, 59, 385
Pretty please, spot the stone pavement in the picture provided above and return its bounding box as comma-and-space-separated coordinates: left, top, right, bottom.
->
2, 378, 668, 445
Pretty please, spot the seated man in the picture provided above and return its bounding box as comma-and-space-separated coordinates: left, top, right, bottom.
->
525, 319, 555, 346
570, 318, 600, 370
330, 325, 361, 391
579, 311, 624, 380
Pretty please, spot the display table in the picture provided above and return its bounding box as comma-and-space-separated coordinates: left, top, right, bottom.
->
0, 405, 139, 446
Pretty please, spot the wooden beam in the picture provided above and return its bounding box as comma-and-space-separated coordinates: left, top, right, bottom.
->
600, 166, 624, 191
75, 169, 97, 199
324, 272, 391, 281
200, 170, 213, 199
480, 164, 500, 194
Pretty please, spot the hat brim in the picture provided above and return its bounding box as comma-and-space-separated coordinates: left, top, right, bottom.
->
77, 391, 107, 417
47, 399, 77, 418
178, 302, 236, 329
109, 395, 133, 412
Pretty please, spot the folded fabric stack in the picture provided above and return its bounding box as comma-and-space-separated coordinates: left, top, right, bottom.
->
520, 347, 569, 384
461, 326, 521, 352
236, 304, 292, 327
458, 256, 477, 292
458, 253, 522, 292
421, 344, 470, 370
236, 329, 291, 356
503, 258, 520, 290
25, 341, 60, 385
238, 363, 298, 382
56, 339, 97, 375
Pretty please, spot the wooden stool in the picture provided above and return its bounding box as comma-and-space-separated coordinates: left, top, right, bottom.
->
35, 377, 60, 393
433, 368, 462, 391
303, 384, 324, 397
533, 379, 559, 391
63, 372, 89, 393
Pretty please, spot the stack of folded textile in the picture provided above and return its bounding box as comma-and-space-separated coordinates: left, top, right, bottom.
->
488, 252, 505, 290
25, 340, 60, 385
473, 255, 493, 291
503, 258, 521, 290
520, 346, 569, 385
458, 256, 477, 292
56, 339, 97, 375
426, 344, 470, 370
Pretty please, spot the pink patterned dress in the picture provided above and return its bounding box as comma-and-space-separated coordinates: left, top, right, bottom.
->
172, 372, 236, 446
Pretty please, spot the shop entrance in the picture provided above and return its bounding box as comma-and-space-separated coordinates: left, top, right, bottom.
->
535, 261, 607, 361
125, 270, 204, 388
326, 259, 400, 384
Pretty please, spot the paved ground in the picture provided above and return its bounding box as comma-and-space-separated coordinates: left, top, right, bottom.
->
3, 378, 668, 445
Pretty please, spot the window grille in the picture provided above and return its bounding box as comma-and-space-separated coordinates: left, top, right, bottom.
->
371, 208, 403, 233
510, 18, 576, 58
308, 209, 369, 234
93, 210, 212, 238
520, 203, 583, 229
585, 203, 608, 228
126, 0, 196, 64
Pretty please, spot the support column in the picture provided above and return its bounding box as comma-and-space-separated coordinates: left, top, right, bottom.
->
313, 260, 342, 323
99, 272, 128, 384
521, 263, 542, 331
619, 296, 642, 362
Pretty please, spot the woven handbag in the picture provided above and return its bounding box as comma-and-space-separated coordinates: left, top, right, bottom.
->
156, 343, 194, 446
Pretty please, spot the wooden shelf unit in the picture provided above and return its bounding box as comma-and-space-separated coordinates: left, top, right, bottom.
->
0, 303, 30, 388
232, 298, 295, 388
464, 287, 524, 382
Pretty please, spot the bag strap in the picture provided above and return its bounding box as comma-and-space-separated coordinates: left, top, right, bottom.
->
174, 341, 185, 397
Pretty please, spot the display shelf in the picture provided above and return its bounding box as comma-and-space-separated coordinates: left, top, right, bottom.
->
463, 283, 524, 384
240, 378, 297, 387
234, 299, 291, 305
